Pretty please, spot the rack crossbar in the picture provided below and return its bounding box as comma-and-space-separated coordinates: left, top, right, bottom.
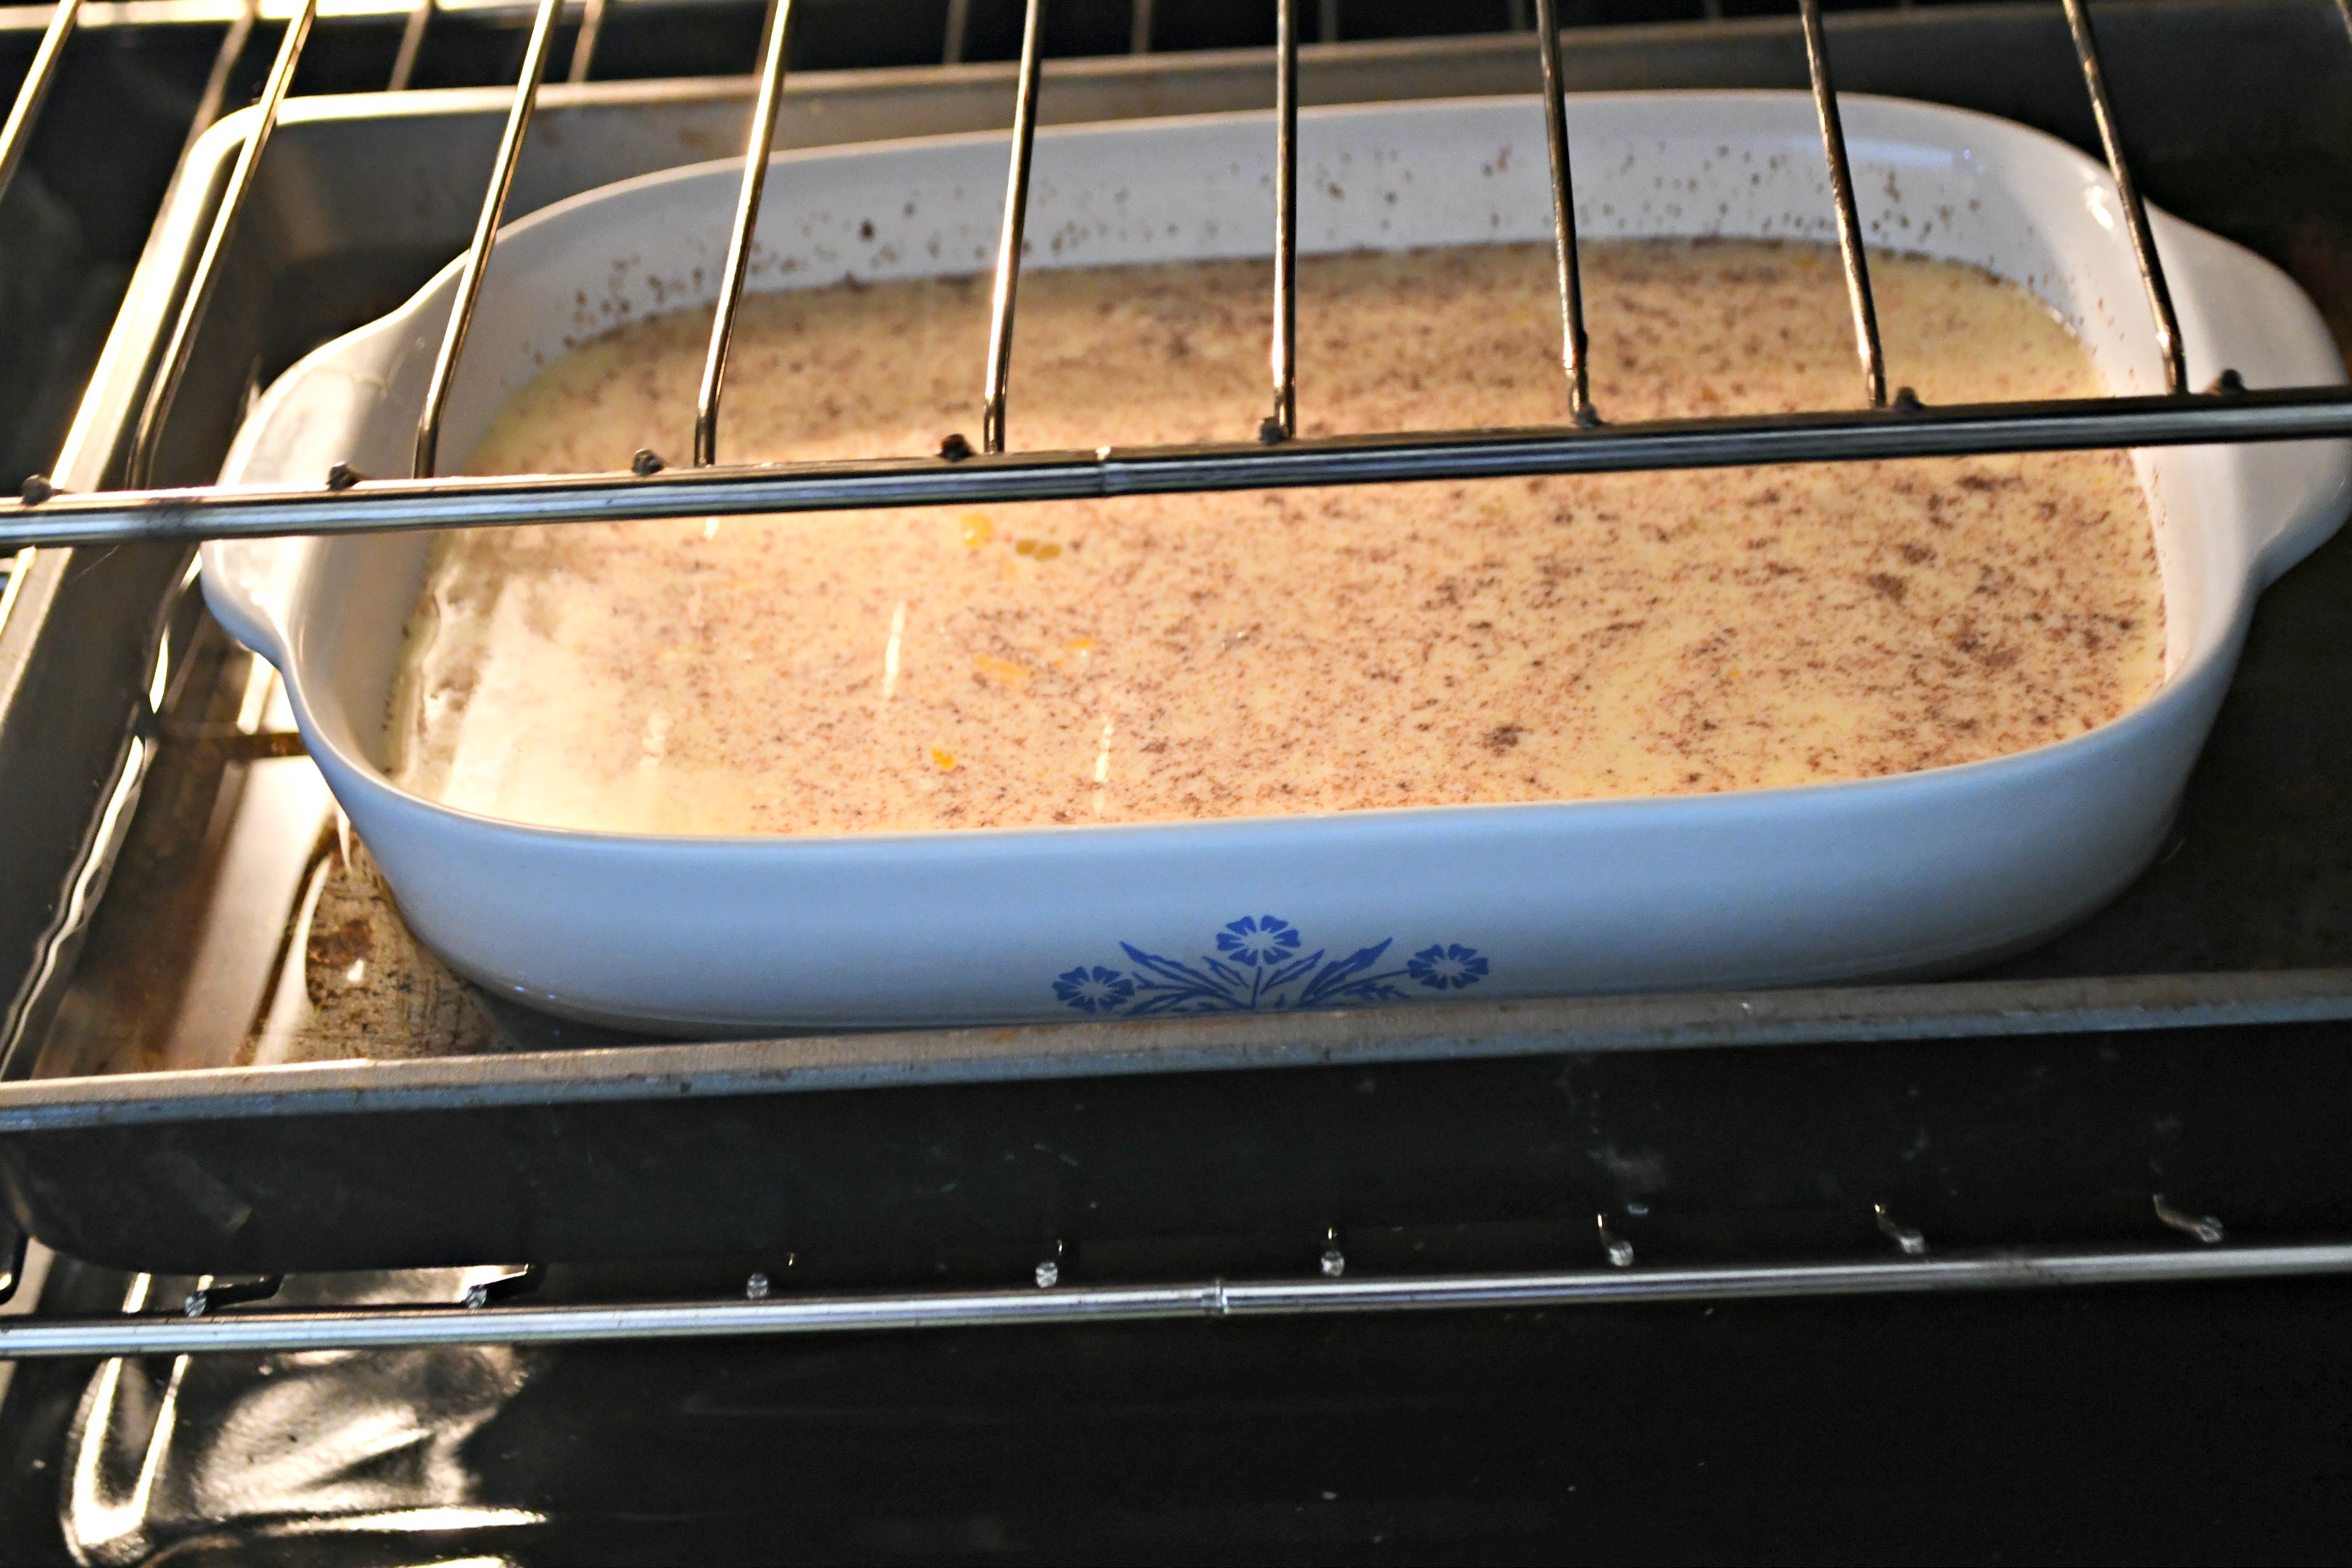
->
8, 386, 2349, 549
2, 1242, 2347, 1357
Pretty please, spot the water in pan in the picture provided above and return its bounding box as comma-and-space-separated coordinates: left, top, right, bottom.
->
386, 238, 2161, 836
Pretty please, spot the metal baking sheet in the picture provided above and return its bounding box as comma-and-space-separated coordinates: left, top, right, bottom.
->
8, 1, 2352, 1275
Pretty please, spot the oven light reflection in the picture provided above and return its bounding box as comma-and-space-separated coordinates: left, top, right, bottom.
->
276, 1507, 550, 1535
881, 600, 906, 702
1092, 715, 1114, 815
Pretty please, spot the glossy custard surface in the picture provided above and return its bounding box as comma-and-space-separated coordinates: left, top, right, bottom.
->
390, 240, 2163, 834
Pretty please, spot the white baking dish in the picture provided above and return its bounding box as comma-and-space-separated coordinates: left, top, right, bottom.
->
201, 91, 2352, 1032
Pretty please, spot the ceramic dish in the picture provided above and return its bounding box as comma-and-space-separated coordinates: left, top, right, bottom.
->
201, 91, 2352, 1031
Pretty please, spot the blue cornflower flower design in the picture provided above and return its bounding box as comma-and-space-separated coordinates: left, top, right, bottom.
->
1054, 965, 1136, 1012
1215, 915, 1304, 966
1053, 916, 1493, 1015
1406, 943, 1489, 990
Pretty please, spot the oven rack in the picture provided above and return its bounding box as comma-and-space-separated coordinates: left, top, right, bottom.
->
6, 1233, 2352, 1359
1, 0, 2348, 549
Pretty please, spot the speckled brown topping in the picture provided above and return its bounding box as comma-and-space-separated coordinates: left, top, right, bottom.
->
391, 240, 2163, 835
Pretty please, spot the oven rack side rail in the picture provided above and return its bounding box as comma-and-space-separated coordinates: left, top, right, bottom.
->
1, 1238, 2348, 1357
5, 0, 2342, 547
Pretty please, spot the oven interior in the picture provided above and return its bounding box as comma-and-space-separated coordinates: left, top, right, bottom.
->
3, 0, 2352, 1559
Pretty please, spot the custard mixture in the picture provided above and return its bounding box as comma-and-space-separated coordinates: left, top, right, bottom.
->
388, 240, 2163, 834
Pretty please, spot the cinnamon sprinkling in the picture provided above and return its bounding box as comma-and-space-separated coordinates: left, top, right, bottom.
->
390, 240, 2163, 835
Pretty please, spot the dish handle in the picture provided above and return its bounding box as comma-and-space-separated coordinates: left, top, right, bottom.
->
198, 537, 306, 671
2162, 214, 2352, 586
2242, 437, 2351, 590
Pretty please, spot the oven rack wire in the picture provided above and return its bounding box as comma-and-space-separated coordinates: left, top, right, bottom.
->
4, 0, 2352, 551
6, 1231, 2352, 1359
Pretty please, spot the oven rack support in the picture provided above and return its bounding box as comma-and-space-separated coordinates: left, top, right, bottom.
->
1, 1239, 2348, 1358
2, 0, 2334, 542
